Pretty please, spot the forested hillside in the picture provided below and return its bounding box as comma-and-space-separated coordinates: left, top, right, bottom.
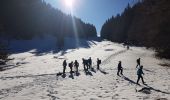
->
101, 0, 170, 59
0, 0, 97, 40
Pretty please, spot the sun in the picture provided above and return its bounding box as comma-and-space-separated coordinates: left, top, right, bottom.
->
65, 0, 74, 8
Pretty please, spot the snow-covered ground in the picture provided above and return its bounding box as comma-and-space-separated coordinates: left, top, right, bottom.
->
0, 37, 170, 100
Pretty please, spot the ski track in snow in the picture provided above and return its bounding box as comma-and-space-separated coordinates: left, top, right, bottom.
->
0, 40, 170, 100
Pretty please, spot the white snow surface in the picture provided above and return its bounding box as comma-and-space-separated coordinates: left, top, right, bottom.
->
0, 37, 170, 100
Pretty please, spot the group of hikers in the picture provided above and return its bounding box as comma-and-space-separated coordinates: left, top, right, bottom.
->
62, 57, 145, 85
62, 57, 101, 75
117, 58, 145, 85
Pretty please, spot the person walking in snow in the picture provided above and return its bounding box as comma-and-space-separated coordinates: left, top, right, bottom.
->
117, 61, 123, 76
82, 58, 86, 71
74, 60, 79, 74
136, 65, 145, 85
69, 61, 73, 74
136, 58, 141, 68
62, 60, 67, 75
127, 45, 130, 50
88, 57, 92, 69
82, 58, 88, 71
97, 58, 101, 70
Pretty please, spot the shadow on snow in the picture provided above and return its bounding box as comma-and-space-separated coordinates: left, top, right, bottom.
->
121, 75, 170, 94
8, 37, 100, 56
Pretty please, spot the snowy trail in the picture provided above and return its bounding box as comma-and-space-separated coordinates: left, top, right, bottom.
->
0, 40, 170, 100
0, 43, 126, 80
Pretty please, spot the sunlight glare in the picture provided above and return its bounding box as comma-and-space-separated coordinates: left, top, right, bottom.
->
65, 0, 74, 8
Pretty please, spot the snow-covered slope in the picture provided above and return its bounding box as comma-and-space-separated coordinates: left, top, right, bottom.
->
0, 38, 170, 100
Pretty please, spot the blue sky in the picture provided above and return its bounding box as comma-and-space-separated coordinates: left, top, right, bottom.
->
44, 0, 135, 35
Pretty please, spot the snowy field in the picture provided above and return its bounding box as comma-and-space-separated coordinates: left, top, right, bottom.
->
0, 37, 170, 100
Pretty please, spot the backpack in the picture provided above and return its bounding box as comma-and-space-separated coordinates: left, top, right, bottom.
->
136, 59, 139, 63
69, 63, 72, 67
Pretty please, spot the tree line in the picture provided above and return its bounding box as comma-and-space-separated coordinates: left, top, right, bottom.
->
0, 0, 97, 40
101, 0, 170, 59
0, 0, 97, 61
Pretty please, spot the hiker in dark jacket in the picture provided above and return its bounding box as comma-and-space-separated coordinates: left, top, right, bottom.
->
127, 45, 130, 50
69, 61, 73, 74
82, 58, 86, 71
82, 58, 88, 71
63, 60, 67, 74
136, 65, 145, 84
88, 57, 92, 69
74, 60, 79, 74
97, 58, 101, 70
117, 61, 123, 76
